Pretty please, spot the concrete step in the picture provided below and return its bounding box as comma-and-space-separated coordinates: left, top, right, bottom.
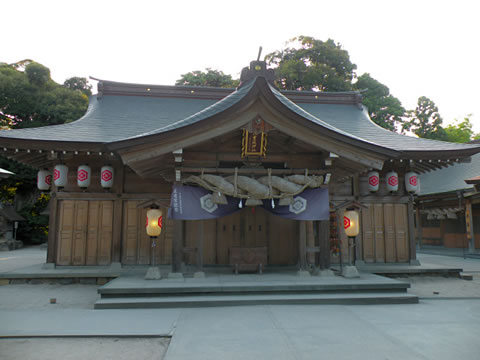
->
95, 292, 419, 309
98, 277, 410, 298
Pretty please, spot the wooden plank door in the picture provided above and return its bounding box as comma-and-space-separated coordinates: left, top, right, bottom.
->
268, 213, 298, 265
86, 201, 114, 265
395, 204, 409, 262
373, 204, 385, 262
384, 204, 397, 262
361, 205, 375, 263
216, 211, 242, 264
57, 200, 75, 265
71, 201, 88, 265
122, 201, 170, 265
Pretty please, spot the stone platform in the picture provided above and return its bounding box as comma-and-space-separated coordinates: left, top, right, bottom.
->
95, 269, 418, 309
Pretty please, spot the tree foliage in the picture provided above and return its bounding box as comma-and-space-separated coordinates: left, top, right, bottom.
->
353, 73, 406, 132
63, 76, 92, 96
444, 116, 476, 143
0, 60, 90, 244
0, 61, 89, 129
405, 96, 447, 140
265, 36, 357, 92
176, 68, 239, 88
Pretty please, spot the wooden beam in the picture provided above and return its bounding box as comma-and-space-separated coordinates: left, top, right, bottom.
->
465, 200, 476, 253
299, 220, 307, 270
46, 196, 58, 264
407, 195, 417, 262
179, 167, 328, 176
172, 220, 184, 273
196, 221, 204, 272
306, 221, 315, 265
318, 220, 330, 270
415, 205, 423, 249
111, 164, 125, 262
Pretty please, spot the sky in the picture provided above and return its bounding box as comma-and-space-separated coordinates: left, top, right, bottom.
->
2, 0, 480, 131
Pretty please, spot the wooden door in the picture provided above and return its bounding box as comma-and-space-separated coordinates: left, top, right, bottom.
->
268, 213, 298, 265
122, 201, 171, 265
56, 200, 113, 265
86, 201, 114, 265
361, 203, 410, 263
361, 205, 375, 263
394, 204, 409, 262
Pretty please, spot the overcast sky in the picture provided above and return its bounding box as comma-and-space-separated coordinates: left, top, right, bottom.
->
3, 0, 480, 131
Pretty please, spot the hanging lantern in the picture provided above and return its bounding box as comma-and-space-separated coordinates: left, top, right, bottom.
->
37, 169, 51, 191
146, 208, 163, 237
54, 164, 68, 188
344, 210, 360, 237
386, 171, 398, 192
100, 165, 114, 189
367, 171, 380, 192
77, 165, 91, 188
405, 171, 418, 193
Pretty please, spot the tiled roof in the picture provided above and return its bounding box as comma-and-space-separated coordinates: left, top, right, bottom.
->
418, 153, 480, 195
0, 76, 479, 157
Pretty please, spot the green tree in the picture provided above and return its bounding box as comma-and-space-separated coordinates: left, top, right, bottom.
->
444, 116, 475, 143
63, 76, 92, 96
406, 96, 447, 140
353, 73, 406, 132
0, 62, 89, 128
176, 68, 239, 88
265, 36, 357, 91
25, 62, 50, 87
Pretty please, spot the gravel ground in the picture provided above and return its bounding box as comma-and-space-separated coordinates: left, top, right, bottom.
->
0, 337, 170, 360
406, 274, 480, 298
0, 283, 99, 310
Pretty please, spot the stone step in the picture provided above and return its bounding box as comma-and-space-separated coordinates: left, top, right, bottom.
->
98, 276, 410, 297
95, 292, 419, 309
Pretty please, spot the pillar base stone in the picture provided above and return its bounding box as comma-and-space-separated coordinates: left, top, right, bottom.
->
145, 267, 162, 280
342, 265, 360, 278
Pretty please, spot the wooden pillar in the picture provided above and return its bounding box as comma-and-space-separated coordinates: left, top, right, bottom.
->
111, 164, 124, 263
407, 195, 417, 261
172, 220, 184, 272
196, 220, 204, 271
415, 203, 423, 249
46, 195, 58, 264
318, 220, 330, 270
298, 220, 307, 270
465, 200, 475, 253
306, 221, 315, 265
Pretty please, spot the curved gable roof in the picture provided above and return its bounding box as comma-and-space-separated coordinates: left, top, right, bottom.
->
0, 74, 479, 162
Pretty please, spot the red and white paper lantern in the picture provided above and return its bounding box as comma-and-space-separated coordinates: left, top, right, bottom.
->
367, 171, 380, 192
405, 171, 418, 193
146, 208, 163, 237
386, 171, 398, 192
53, 164, 68, 187
37, 169, 51, 191
100, 165, 114, 188
77, 165, 91, 188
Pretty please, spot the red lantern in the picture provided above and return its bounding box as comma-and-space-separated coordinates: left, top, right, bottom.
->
54, 164, 68, 187
405, 172, 418, 193
146, 209, 163, 237
37, 169, 51, 191
386, 171, 398, 192
101, 165, 114, 188
367, 171, 379, 192
77, 165, 91, 188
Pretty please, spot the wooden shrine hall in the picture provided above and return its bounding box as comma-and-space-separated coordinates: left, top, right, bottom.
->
1, 60, 479, 274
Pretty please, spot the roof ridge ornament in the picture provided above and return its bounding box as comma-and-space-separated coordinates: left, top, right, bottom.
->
239, 47, 275, 88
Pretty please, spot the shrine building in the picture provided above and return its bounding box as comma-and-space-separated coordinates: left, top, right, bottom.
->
1, 60, 479, 273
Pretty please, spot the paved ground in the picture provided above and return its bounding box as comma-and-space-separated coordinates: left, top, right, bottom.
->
1, 246, 480, 359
